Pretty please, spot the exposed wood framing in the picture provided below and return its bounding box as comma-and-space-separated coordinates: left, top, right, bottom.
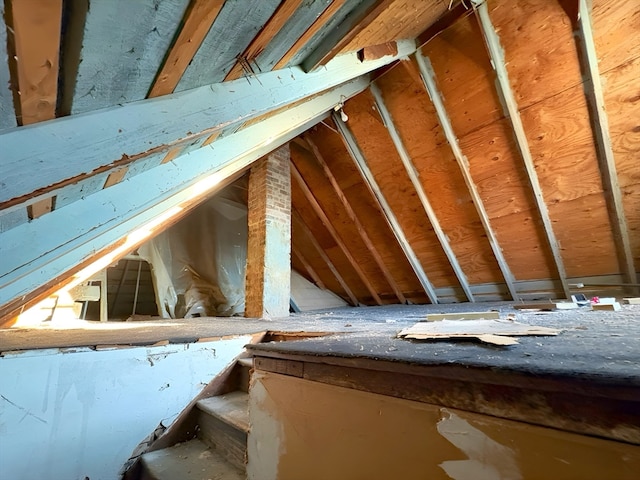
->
291, 161, 382, 305
5, 0, 63, 125
303, 0, 393, 71
357, 42, 398, 62
103, 168, 129, 189
27, 197, 54, 220
292, 210, 359, 306
332, 112, 439, 304
148, 0, 225, 97
1, 43, 413, 211
273, 0, 347, 69
568, 0, 637, 288
472, 0, 571, 299
369, 83, 475, 302
413, 53, 519, 300
303, 134, 407, 304
0, 79, 367, 320
225, 0, 303, 81
292, 246, 326, 290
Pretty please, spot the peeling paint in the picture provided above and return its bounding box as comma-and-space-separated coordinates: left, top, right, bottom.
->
437, 408, 522, 480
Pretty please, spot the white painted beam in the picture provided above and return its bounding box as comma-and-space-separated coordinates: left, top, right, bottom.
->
332, 112, 440, 304
574, 0, 637, 287
369, 82, 475, 302
414, 53, 519, 301
0, 78, 369, 315
472, 0, 571, 299
0, 40, 416, 209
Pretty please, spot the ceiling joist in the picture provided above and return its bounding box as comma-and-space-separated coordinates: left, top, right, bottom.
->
333, 112, 439, 304
370, 82, 475, 302
413, 53, 519, 301
472, 0, 571, 299
291, 161, 383, 305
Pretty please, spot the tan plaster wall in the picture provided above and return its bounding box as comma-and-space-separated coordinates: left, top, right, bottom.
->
247, 371, 640, 480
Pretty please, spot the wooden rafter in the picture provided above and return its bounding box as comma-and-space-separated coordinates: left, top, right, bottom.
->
225, 0, 303, 81
411, 54, 520, 300
303, 0, 394, 71
292, 245, 326, 290
567, 0, 638, 289
292, 209, 359, 306
472, 0, 571, 299
303, 134, 407, 304
6, 0, 63, 125
370, 82, 475, 302
273, 0, 347, 70
148, 0, 225, 98
332, 112, 439, 304
291, 161, 383, 305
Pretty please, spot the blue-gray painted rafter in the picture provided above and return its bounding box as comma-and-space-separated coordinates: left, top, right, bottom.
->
332, 112, 440, 304
0, 4, 17, 131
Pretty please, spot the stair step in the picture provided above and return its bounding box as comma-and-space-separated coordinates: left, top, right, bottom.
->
140, 439, 244, 480
197, 391, 249, 433
196, 391, 249, 470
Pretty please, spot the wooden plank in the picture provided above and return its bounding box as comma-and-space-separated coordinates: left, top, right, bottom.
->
292, 209, 359, 306
417, 0, 473, 47
0, 3, 17, 130
148, 0, 225, 98
291, 162, 382, 305
0, 80, 367, 319
333, 111, 439, 304
292, 246, 326, 290
72, 0, 190, 113
103, 168, 129, 189
225, 0, 304, 81
6, 0, 63, 125
1, 46, 410, 210
302, 0, 393, 71
176, 0, 281, 90
274, 0, 347, 69
369, 83, 475, 302
26, 197, 54, 220
472, 0, 571, 299
591, 0, 640, 74
413, 53, 519, 300
623, 298, 640, 305
425, 311, 500, 321
303, 135, 406, 304
570, 0, 637, 288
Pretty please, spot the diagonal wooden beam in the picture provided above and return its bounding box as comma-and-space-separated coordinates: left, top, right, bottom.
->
566, 0, 638, 289
292, 209, 359, 306
471, 0, 571, 299
370, 82, 475, 302
148, 0, 225, 98
292, 245, 326, 290
302, 0, 394, 72
5, 0, 63, 125
412, 53, 520, 301
303, 134, 407, 304
225, 0, 304, 81
291, 161, 383, 305
273, 0, 347, 70
332, 111, 440, 304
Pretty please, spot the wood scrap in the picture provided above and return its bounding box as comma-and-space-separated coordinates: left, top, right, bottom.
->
623, 298, 640, 305
425, 311, 500, 321
592, 302, 621, 311
514, 302, 578, 311
398, 319, 561, 346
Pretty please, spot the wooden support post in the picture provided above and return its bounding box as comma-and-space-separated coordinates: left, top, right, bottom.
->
273, 0, 347, 69
570, 0, 638, 290
225, 0, 304, 81
412, 53, 520, 301
303, 134, 407, 304
148, 0, 225, 97
292, 209, 359, 306
292, 246, 326, 290
472, 0, 571, 299
291, 161, 382, 305
332, 112, 439, 304
370, 83, 475, 302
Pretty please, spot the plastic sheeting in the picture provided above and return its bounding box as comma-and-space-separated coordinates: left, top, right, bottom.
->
138, 182, 248, 318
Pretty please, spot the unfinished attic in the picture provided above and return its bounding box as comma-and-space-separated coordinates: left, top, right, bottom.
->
1, 0, 639, 478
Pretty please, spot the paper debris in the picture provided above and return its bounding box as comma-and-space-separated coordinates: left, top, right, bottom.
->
398, 319, 561, 346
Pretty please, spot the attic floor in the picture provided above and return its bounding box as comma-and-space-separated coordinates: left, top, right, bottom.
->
1, 302, 639, 383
